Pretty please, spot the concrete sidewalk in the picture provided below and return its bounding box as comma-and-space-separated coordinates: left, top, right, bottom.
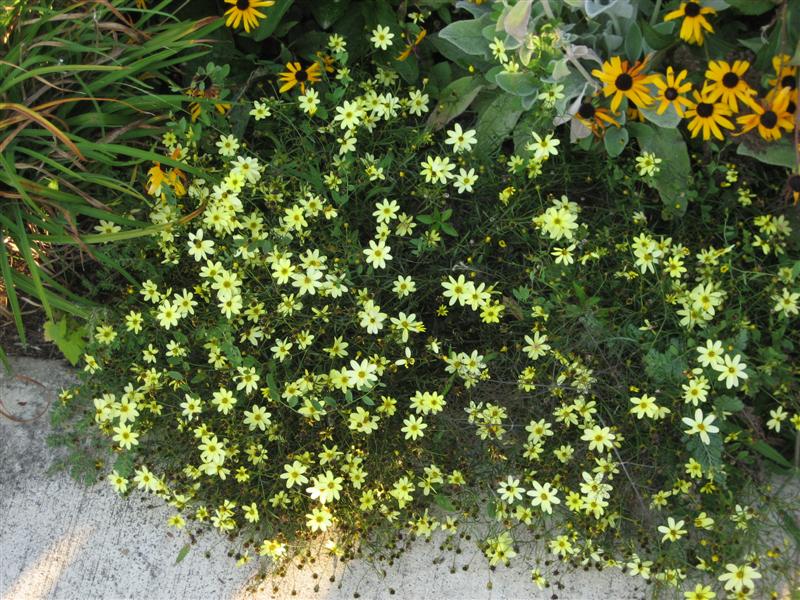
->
0, 357, 646, 600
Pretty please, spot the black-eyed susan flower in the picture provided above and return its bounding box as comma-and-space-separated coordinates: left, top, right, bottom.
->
396, 29, 427, 61
185, 68, 231, 122
315, 52, 336, 74
591, 56, 657, 113
224, 0, 275, 33
575, 99, 620, 137
278, 61, 322, 94
768, 85, 795, 117
704, 60, 759, 112
664, 1, 715, 46
652, 66, 693, 116
736, 87, 793, 142
768, 54, 797, 91
685, 88, 734, 140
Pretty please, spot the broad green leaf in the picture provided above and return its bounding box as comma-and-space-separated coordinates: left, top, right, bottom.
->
628, 123, 690, 217
426, 76, 484, 130
437, 15, 491, 56
495, 71, 539, 97
640, 103, 682, 129
737, 140, 795, 169
44, 317, 86, 365
624, 21, 642, 61
475, 93, 523, 155
642, 21, 674, 51
603, 125, 629, 157
502, 0, 532, 42
441, 222, 458, 237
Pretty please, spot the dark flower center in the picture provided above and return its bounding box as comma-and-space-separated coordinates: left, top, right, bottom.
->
696, 102, 714, 118
781, 75, 796, 90
615, 73, 633, 91
759, 110, 778, 129
722, 72, 739, 88
789, 174, 800, 192
578, 102, 596, 119
295, 70, 308, 82
236, 0, 250, 9
788, 100, 796, 114
664, 87, 678, 100
684, 2, 701, 17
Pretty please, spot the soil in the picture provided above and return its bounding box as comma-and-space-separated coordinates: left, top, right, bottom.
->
0, 303, 60, 360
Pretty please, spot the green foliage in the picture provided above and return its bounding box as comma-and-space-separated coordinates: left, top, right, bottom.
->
43, 317, 87, 366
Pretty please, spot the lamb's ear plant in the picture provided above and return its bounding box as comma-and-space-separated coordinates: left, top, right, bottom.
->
0, 0, 222, 366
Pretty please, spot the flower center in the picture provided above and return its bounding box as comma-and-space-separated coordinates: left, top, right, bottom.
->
759, 110, 778, 129
722, 72, 739, 88
781, 75, 796, 90
696, 102, 714, 118
615, 73, 633, 91
236, 0, 250, 10
684, 2, 701, 17
578, 102, 596, 119
295, 70, 308, 82
664, 87, 678, 100
787, 100, 796, 114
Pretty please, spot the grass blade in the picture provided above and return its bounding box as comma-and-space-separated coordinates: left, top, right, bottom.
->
0, 227, 27, 345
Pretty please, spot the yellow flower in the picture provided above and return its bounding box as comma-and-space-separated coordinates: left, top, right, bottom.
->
575, 98, 620, 137
652, 66, 693, 117
736, 87, 794, 142
704, 60, 759, 112
685, 88, 734, 141
664, 1, 716, 46
396, 29, 427, 61
591, 56, 657, 113
185, 75, 231, 123
788, 174, 800, 206
278, 61, 322, 94
146, 163, 166, 196
767, 54, 797, 91
223, 0, 275, 33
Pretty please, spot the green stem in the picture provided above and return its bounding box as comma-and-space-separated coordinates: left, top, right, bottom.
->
650, 0, 663, 25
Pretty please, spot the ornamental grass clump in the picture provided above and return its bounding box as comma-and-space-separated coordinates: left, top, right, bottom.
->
53, 23, 800, 599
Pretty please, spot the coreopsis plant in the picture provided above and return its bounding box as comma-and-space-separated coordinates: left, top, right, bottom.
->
61, 48, 507, 566
54, 24, 800, 600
